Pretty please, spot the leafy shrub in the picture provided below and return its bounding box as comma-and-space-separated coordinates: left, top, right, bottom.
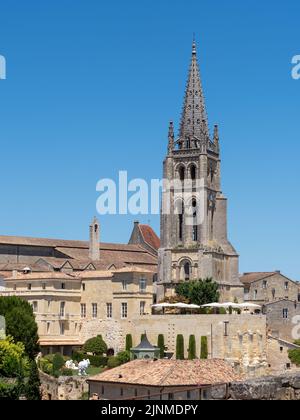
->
116, 351, 130, 365
52, 353, 65, 376
72, 351, 85, 363
0, 337, 25, 377
200, 336, 208, 359
176, 335, 184, 360
188, 335, 196, 360
38, 358, 53, 375
107, 356, 121, 369
88, 355, 108, 368
288, 349, 300, 366
83, 335, 107, 356
60, 368, 74, 377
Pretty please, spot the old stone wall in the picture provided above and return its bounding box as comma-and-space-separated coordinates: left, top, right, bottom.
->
229, 372, 300, 400
39, 370, 88, 400
80, 314, 268, 376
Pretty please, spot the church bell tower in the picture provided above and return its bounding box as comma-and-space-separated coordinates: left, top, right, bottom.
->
158, 41, 243, 302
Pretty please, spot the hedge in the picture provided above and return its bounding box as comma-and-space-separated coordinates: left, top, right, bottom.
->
125, 334, 133, 352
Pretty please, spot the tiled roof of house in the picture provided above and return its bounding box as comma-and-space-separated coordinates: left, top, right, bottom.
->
4, 272, 77, 281
88, 359, 241, 387
0, 235, 158, 273
139, 225, 160, 251
239, 272, 277, 285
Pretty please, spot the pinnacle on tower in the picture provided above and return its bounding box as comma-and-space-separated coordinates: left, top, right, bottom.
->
168, 121, 174, 154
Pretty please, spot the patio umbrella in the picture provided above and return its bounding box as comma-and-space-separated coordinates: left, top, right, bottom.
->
238, 303, 262, 309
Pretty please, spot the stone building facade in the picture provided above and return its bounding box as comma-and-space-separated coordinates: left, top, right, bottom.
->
158, 41, 243, 302
263, 299, 300, 342
240, 272, 300, 304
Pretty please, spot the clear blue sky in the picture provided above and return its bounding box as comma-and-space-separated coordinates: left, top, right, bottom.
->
0, 0, 299, 280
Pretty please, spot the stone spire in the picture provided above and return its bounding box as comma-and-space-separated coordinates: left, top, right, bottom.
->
179, 40, 209, 144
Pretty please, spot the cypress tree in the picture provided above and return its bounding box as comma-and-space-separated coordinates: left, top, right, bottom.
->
25, 361, 41, 400
200, 336, 208, 360
157, 335, 165, 359
188, 335, 196, 360
176, 335, 184, 360
125, 334, 133, 352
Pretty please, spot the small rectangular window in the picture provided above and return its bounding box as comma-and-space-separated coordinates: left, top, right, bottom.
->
107, 303, 112, 319
42, 283, 46, 290
28, 283, 32, 291
60, 323, 65, 335
47, 322, 50, 334
82, 283, 86, 291
122, 280, 127, 291
284, 282, 289, 291
61, 283, 65, 290
60, 302, 65, 317
32, 301, 38, 313
263, 281, 267, 289
139, 279, 147, 293
121, 303, 128, 319
283, 308, 288, 319
81, 303, 86, 319
140, 301, 146, 316
92, 303, 98, 319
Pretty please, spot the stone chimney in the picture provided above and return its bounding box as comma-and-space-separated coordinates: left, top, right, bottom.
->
89, 217, 100, 261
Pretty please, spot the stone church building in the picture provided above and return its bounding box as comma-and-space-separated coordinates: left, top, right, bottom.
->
158, 41, 243, 302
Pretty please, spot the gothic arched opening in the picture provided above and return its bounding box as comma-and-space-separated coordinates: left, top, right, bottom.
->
178, 166, 185, 181
184, 262, 191, 281
190, 165, 196, 180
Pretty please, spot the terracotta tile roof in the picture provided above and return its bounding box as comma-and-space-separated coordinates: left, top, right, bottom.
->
239, 272, 277, 285
139, 225, 160, 251
113, 267, 154, 274
0, 263, 51, 272
4, 272, 77, 281
88, 359, 240, 386
78, 270, 113, 279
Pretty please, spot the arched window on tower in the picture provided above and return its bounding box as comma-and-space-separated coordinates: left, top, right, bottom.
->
175, 200, 184, 242
192, 199, 198, 242
190, 165, 196, 181
184, 262, 191, 281
179, 166, 185, 182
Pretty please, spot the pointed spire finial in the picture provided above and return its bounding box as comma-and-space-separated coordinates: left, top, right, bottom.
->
192, 34, 197, 55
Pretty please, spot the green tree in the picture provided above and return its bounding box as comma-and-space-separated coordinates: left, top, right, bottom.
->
188, 335, 196, 360
0, 297, 39, 360
200, 336, 208, 360
0, 337, 26, 378
116, 351, 130, 365
288, 349, 300, 366
83, 335, 108, 356
157, 335, 165, 359
25, 361, 41, 400
52, 353, 65, 377
107, 356, 121, 369
125, 334, 133, 352
176, 335, 184, 360
175, 278, 219, 307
